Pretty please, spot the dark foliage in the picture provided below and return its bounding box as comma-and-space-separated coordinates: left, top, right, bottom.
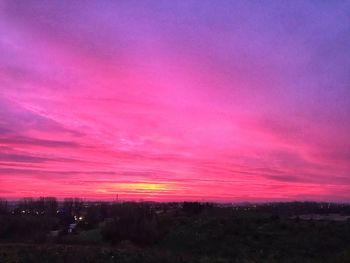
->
0, 198, 350, 262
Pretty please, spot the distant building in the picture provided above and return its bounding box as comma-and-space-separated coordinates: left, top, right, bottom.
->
68, 223, 77, 233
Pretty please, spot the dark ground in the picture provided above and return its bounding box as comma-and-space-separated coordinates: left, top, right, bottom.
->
0, 199, 350, 263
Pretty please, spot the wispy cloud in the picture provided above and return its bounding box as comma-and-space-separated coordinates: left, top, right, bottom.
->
0, 0, 349, 201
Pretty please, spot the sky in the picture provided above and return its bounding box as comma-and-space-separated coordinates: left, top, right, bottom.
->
0, 0, 350, 202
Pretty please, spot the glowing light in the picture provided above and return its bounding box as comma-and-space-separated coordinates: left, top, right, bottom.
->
115, 182, 171, 192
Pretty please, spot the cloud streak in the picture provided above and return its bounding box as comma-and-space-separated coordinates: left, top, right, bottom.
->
0, 0, 349, 201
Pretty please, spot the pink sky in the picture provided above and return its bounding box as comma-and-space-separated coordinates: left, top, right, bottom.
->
0, 0, 350, 202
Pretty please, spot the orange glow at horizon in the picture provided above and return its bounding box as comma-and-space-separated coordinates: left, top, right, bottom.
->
99, 181, 178, 193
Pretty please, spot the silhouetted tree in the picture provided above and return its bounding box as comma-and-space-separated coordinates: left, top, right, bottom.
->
0, 199, 8, 214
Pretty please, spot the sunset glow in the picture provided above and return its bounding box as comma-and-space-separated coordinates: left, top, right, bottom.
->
0, 0, 349, 202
